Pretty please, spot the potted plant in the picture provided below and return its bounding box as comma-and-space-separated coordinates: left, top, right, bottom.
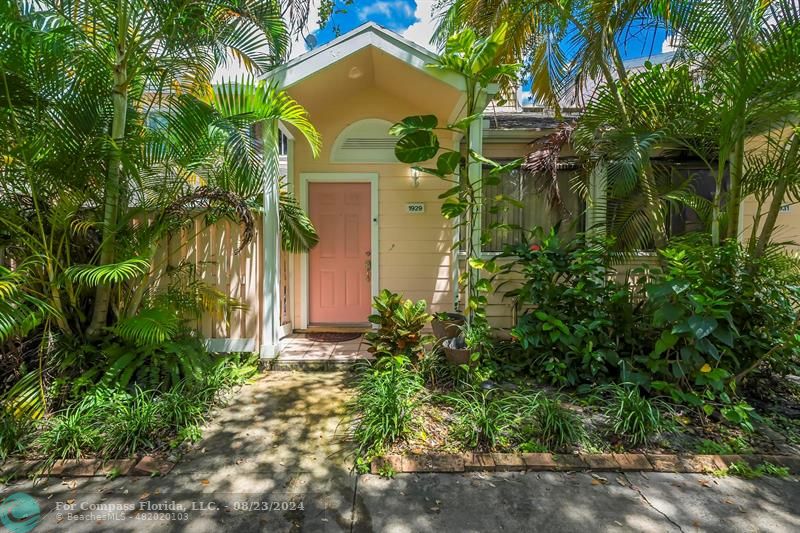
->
442, 321, 491, 366
442, 334, 471, 365
431, 311, 466, 340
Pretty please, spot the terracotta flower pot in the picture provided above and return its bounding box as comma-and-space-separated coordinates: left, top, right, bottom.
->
442, 336, 472, 366
431, 312, 466, 340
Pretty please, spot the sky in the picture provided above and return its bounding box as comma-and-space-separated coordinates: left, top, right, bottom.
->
216, 0, 674, 89
294, 0, 674, 59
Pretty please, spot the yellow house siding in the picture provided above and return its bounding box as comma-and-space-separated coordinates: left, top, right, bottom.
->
288, 86, 458, 327
740, 129, 800, 251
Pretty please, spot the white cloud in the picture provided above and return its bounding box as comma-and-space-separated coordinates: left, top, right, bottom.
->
401, 1, 438, 50
288, 0, 322, 59
358, 0, 414, 21
661, 34, 682, 53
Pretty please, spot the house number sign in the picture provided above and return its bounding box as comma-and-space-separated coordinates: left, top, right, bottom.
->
406, 202, 425, 214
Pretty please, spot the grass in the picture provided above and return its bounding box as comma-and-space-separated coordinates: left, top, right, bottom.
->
695, 437, 753, 455
36, 401, 103, 461
526, 394, 586, 450
8, 353, 260, 463
715, 461, 790, 479
348, 359, 423, 457
602, 384, 672, 446
445, 388, 517, 449
0, 411, 32, 461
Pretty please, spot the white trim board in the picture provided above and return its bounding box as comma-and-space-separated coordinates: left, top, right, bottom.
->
263, 23, 465, 92
299, 173, 380, 329
205, 338, 256, 353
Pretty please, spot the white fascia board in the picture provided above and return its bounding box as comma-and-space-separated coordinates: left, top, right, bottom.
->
264, 23, 465, 92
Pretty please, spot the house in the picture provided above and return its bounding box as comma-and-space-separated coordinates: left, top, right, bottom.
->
164, 23, 800, 359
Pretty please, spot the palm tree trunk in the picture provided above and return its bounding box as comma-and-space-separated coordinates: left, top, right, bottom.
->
753, 182, 786, 259
88, 3, 128, 336
725, 135, 745, 241
754, 135, 800, 258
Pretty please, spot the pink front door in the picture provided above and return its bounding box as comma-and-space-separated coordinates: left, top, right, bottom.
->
308, 182, 372, 324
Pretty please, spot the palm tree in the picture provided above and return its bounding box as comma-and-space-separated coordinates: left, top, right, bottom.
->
0, 1, 320, 414
434, 0, 676, 247
667, 0, 800, 244
0, 0, 292, 334
1, 0, 321, 336
433, 0, 671, 115
434, 0, 800, 252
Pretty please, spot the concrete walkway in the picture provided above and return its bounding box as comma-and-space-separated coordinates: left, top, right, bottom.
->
2, 371, 799, 532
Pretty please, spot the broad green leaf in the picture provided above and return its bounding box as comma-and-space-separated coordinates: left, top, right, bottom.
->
468, 257, 485, 269
688, 316, 717, 339
441, 198, 467, 219
437, 151, 461, 175
395, 131, 439, 163
711, 325, 735, 347
413, 166, 446, 178
469, 22, 507, 74
468, 150, 498, 167
654, 302, 682, 325
449, 113, 484, 132
438, 185, 462, 199
389, 115, 438, 137
654, 331, 678, 355
445, 29, 477, 56
475, 279, 492, 292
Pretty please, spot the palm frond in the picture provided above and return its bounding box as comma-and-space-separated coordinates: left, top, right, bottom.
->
280, 184, 319, 253
65, 258, 151, 287
113, 307, 179, 346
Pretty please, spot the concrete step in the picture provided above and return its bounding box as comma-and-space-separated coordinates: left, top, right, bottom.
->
268, 356, 374, 372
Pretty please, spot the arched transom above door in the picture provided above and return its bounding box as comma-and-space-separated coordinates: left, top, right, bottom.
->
331, 118, 397, 163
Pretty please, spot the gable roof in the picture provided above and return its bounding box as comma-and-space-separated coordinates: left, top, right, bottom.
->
263, 23, 466, 92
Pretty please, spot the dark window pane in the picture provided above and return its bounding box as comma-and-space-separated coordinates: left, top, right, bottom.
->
481, 166, 583, 252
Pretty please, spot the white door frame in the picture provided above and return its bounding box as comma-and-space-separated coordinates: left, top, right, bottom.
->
299, 172, 379, 328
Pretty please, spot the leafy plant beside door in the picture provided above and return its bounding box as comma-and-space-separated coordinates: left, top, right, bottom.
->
390, 24, 521, 323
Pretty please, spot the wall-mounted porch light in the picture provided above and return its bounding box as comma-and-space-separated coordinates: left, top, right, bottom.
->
412, 168, 420, 188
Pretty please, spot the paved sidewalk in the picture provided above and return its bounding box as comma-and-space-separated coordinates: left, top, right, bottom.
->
2, 371, 799, 532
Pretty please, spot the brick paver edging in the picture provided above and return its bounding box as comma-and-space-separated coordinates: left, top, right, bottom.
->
0, 456, 175, 479
370, 452, 800, 475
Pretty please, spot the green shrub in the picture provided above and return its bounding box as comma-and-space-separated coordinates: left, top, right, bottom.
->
37, 401, 102, 460
695, 437, 752, 455
349, 357, 423, 456
498, 231, 800, 417
526, 395, 586, 450
446, 388, 517, 449
602, 384, 671, 446
721, 461, 790, 479
102, 387, 165, 457
497, 229, 635, 386
416, 350, 451, 389
29, 353, 258, 461
365, 289, 433, 359
158, 384, 208, 429
0, 411, 32, 460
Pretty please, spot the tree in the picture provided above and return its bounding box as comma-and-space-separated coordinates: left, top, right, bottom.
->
434, 0, 676, 248
668, 0, 800, 244
0, 1, 320, 414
